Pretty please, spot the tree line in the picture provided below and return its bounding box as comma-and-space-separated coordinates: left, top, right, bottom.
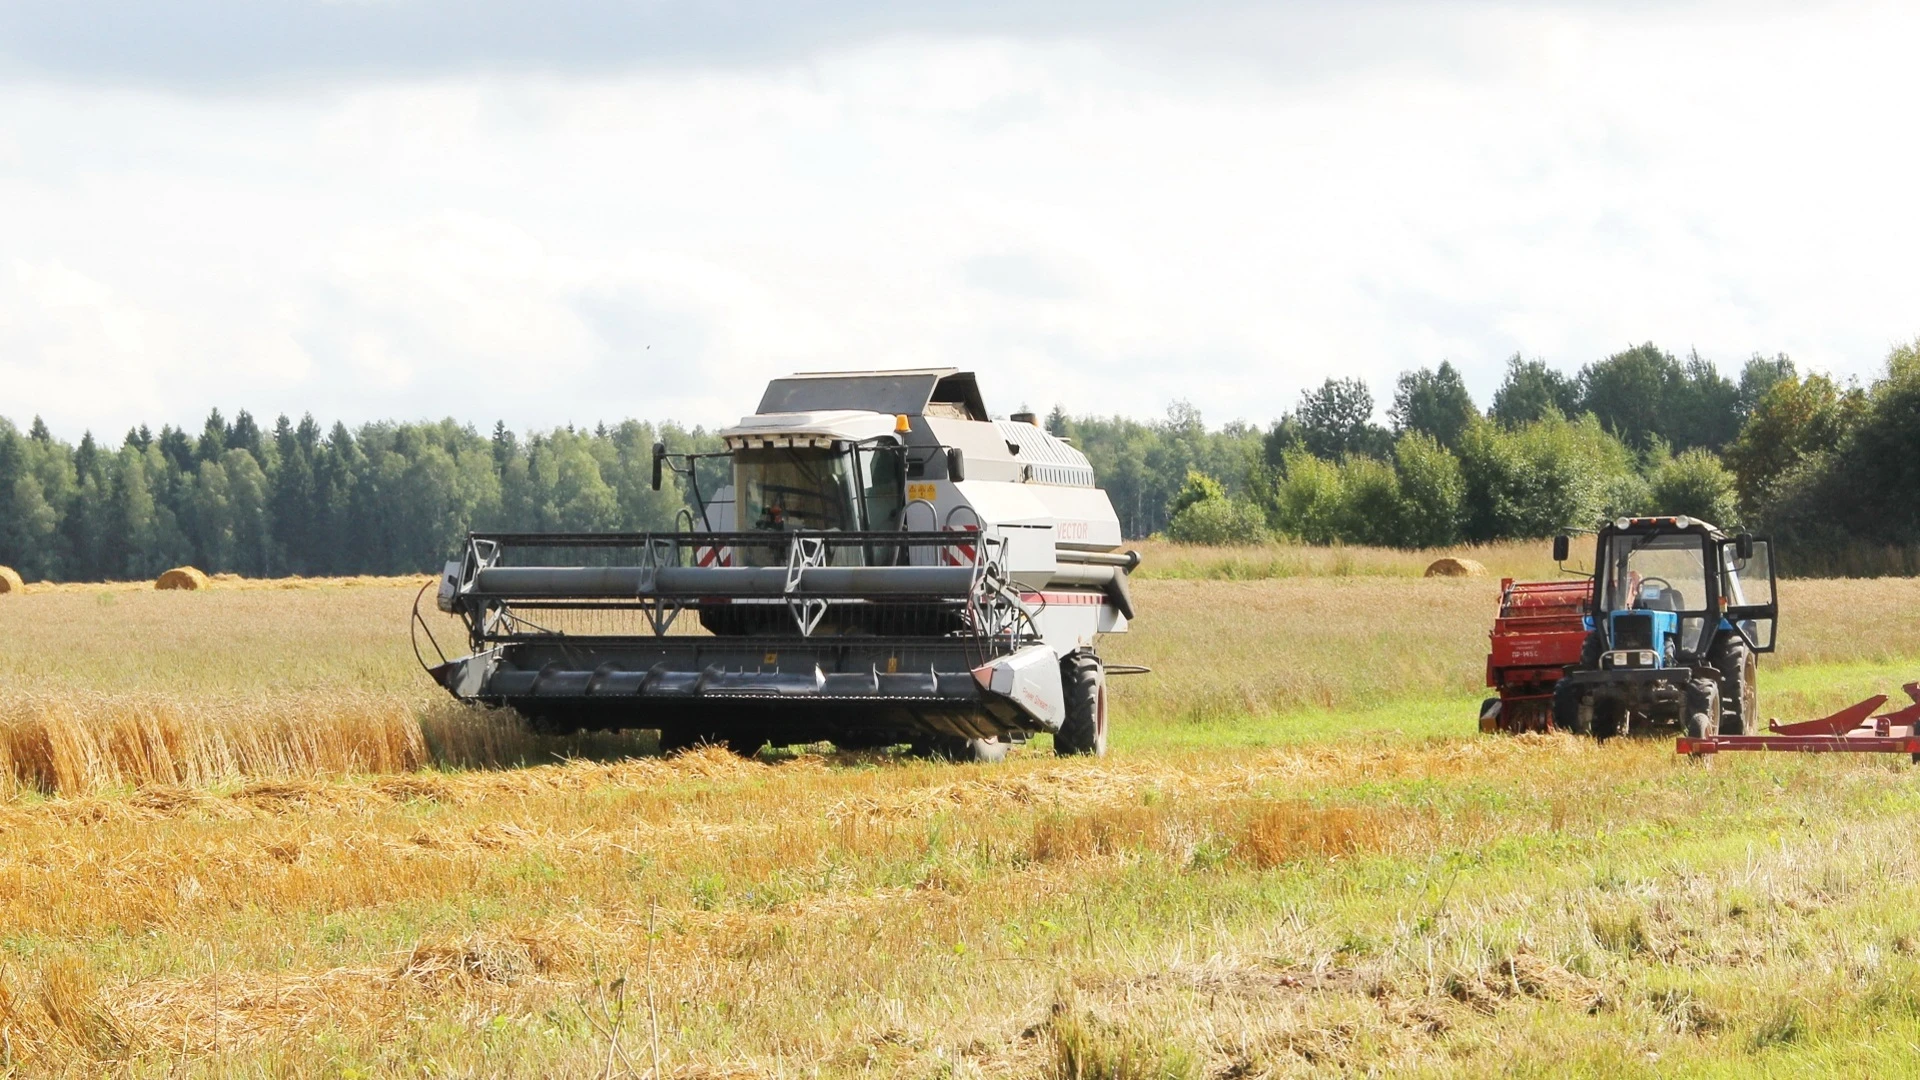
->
1059, 340, 1915, 572
0, 339, 1913, 581
0, 413, 720, 582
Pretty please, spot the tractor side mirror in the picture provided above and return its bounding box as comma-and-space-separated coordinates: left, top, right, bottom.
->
651, 442, 666, 491
946, 447, 967, 483
1736, 532, 1754, 560
1552, 535, 1570, 563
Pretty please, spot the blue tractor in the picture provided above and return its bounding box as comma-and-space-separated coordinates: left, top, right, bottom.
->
1550, 516, 1779, 740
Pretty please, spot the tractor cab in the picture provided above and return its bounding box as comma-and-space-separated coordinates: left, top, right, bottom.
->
1550, 516, 1779, 738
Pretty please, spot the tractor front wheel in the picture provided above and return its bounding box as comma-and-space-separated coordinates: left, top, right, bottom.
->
1716, 643, 1758, 736
1590, 699, 1626, 740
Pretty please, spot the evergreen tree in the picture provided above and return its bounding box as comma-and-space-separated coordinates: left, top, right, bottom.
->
108, 445, 158, 578
197, 409, 229, 463
158, 425, 195, 474
229, 410, 264, 459
65, 432, 112, 580
272, 415, 318, 573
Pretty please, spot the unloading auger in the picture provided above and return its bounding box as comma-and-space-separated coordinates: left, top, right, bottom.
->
414, 368, 1141, 762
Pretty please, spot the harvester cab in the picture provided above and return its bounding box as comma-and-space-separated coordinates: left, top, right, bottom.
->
419, 368, 1138, 763
1551, 516, 1778, 739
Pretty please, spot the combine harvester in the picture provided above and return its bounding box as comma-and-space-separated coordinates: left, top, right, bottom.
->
418, 368, 1139, 762
1486, 516, 1920, 761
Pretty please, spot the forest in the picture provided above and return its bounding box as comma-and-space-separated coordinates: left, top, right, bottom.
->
1, 340, 1914, 581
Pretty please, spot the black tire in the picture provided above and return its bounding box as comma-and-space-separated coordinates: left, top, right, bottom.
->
1716, 642, 1758, 736
1580, 631, 1604, 670
1685, 711, 1712, 740
1591, 699, 1625, 740
1686, 678, 1722, 736
911, 735, 1010, 764
1055, 651, 1108, 757
1552, 679, 1585, 734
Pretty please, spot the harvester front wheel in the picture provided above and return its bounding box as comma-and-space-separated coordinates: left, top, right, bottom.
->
1716, 643, 1758, 736
1056, 651, 1108, 757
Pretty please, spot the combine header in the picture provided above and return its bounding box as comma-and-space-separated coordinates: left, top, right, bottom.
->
419, 368, 1137, 762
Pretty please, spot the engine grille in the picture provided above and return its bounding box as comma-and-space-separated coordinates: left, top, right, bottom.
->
1612, 613, 1654, 651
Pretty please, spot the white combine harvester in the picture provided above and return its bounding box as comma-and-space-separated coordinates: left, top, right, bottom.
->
421, 369, 1139, 761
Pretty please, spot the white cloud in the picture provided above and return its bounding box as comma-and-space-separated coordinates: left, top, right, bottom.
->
2, 2, 1918, 440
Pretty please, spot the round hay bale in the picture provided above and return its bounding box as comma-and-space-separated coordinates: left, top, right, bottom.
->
1424, 556, 1486, 578
0, 566, 21, 595
155, 566, 210, 591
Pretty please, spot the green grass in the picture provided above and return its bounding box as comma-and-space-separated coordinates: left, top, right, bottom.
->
1110, 659, 1920, 754
7, 579, 1920, 1074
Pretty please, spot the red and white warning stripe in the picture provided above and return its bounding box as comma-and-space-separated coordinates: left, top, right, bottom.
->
940, 524, 979, 567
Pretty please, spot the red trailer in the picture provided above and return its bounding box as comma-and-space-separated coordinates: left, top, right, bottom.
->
1677, 683, 1920, 762
1482, 577, 1591, 732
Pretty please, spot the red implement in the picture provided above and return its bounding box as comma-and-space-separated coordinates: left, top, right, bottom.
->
1678, 683, 1920, 761
1483, 577, 1592, 733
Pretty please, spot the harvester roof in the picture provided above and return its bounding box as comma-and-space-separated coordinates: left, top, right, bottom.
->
719, 409, 901, 448
757, 369, 988, 420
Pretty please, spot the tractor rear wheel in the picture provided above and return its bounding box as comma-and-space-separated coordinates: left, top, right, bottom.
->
1553, 680, 1584, 734
1716, 643, 1758, 736
1055, 651, 1108, 757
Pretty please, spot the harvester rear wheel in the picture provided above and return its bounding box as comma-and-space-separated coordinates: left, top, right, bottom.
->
1055, 651, 1108, 757
1716, 643, 1758, 736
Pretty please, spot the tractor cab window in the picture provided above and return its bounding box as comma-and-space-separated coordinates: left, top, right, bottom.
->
1602, 532, 1711, 652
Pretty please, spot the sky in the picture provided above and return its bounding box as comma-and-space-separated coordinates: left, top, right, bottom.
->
2, 0, 1918, 441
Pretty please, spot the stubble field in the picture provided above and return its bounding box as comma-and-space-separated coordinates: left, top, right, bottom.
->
4, 557, 1920, 1076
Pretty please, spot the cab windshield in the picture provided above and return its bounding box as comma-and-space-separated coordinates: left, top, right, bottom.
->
736, 448, 858, 533
1603, 533, 1709, 613
1602, 531, 1711, 652
732, 444, 907, 566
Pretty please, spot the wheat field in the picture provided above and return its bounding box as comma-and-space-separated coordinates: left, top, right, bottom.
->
4, 565, 1920, 1074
